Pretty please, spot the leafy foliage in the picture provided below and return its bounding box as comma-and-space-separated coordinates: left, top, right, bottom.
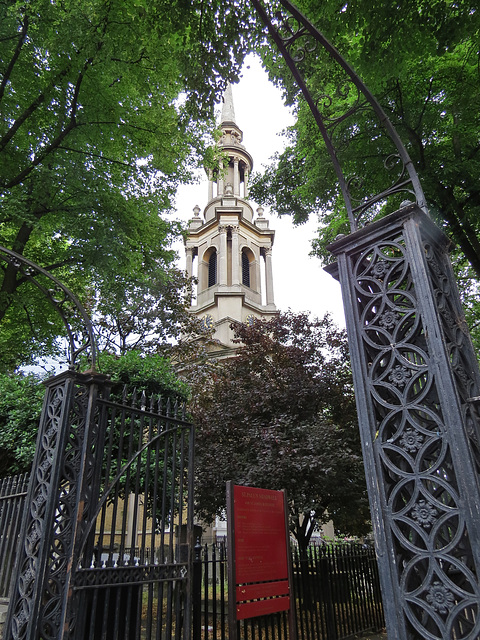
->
98, 350, 188, 402
251, 1, 480, 300
255, 0, 480, 258
188, 312, 370, 550
92, 268, 197, 356
0, 372, 44, 475
0, 0, 261, 370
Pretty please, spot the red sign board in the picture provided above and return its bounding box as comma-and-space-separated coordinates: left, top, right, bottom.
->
227, 484, 291, 621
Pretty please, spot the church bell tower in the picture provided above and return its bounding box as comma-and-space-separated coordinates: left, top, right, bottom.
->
185, 84, 277, 356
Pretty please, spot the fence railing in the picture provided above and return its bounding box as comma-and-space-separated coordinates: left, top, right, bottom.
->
193, 541, 385, 640
1, 469, 384, 640
0, 473, 29, 598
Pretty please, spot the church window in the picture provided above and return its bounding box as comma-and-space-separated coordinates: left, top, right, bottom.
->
242, 250, 250, 287
208, 251, 217, 287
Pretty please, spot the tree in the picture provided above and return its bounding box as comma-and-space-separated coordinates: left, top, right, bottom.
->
92, 268, 197, 356
252, 1, 480, 279
97, 350, 188, 402
188, 312, 370, 552
0, 0, 257, 370
0, 372, 45, 476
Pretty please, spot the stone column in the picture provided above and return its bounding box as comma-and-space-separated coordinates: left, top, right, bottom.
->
254, 250, 262, 298
218, 225, 228, 286
185, 247, 193, 305
231, 226, 240, 285
126, 493, 137, 549
185, 247, 193, 279
208, 169, 214, 201
264, 247, 275, 305
244, 168, 249, 198
233, 157, 240, 195
218, 160, 224, 196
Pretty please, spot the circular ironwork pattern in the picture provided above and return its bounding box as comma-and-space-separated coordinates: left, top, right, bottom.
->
352, 237, 480, 638
9, 380, 68, 640
424, 240, 480, 474
0, 246, 97, 370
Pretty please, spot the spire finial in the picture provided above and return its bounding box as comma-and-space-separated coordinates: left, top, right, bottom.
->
221, 83, 236, 124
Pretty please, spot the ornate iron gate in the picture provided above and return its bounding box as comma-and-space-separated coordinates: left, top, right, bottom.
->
4, 371, 194, 640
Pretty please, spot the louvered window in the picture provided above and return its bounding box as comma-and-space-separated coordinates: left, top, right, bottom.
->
208, 252, 217, 287
242, 251, 250, 287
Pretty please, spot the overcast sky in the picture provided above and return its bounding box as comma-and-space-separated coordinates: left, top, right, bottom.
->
175, 54, 345, 327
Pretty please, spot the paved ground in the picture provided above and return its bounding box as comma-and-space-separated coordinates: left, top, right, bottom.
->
351, 631, 388, 640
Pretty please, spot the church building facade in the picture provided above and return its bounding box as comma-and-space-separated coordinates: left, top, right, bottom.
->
184, 84, 277, 356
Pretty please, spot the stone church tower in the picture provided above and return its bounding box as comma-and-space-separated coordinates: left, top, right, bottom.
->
184, 84, 277, 357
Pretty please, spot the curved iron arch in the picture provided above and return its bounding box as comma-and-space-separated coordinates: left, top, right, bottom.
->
0, 246, 97, 370
251, 0, 428, 233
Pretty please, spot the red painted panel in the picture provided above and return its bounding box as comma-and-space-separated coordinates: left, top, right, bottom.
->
233, 486, 289, 584
236, 596, 290, 620
236, 580, 289, 602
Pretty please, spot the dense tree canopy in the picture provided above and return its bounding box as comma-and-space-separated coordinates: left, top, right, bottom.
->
92, 269, 196, 356
3, 0, 478, 365
251, 1, 480, 282
0, 372, 44, 476
188, 312, 370, 550
0, 0, 258, 370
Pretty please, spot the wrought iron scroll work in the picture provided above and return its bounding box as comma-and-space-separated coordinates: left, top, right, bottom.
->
0, 246, 97, 370
329, 207, 480, 639
251, 0, 427, 232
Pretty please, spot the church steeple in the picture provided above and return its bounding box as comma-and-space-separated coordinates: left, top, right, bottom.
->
221, 83, 237, 125
184, 83, 277, 357
203, 84, 253, 205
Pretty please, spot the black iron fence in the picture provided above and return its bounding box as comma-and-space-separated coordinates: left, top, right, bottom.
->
1, 465, 384, 640
193, 541, 385, 640
0, 473, 28, 598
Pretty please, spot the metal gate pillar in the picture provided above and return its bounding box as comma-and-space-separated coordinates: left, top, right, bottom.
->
326, 203, 480, 638
4, 369, 110, 640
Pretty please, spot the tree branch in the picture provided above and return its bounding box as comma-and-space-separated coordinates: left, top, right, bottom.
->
1, 54, 95, 191
413, 76, 434, 133
434, 187, 480, 279
0, 64, 71, 154
0, 13, 28, 104
58, 145, 133, 168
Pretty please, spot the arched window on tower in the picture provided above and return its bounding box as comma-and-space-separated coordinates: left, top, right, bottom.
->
242, 250, 250, 288
208, 251, 217, 287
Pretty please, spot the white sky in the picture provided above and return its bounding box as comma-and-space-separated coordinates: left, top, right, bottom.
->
174, 54, 345, 327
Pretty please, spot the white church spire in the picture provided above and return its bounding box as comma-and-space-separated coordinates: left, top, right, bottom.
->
221, 83, 236, 124
184, 82, 277, 356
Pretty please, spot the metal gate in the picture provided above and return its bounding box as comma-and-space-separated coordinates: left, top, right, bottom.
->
4, 371, 194, 640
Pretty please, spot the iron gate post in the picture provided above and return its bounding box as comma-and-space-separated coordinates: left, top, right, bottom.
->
326, 203, 480, 638
192, 539, 202, 640
4, 369, 110, 640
